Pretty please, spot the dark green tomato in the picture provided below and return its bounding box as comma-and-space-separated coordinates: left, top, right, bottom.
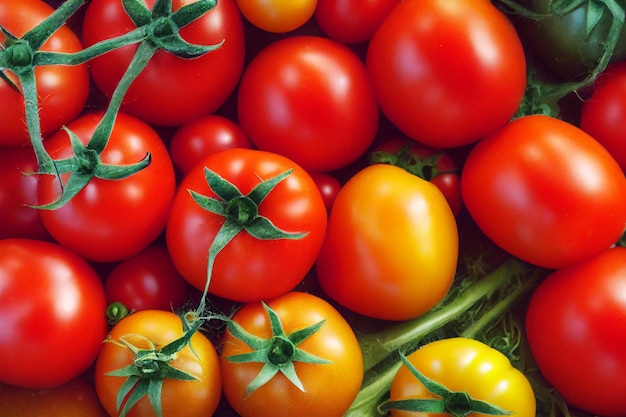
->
513, 0, 626, 80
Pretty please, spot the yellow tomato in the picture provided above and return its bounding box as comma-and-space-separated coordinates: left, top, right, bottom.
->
235, 0, 318, 33
389, 338, 536, 417
316, 164, 458, 321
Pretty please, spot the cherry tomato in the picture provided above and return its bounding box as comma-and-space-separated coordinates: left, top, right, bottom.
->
0, 0, 90, 147
81, 0, 245, 126
316, 164, 458, 321
37, 112, 176, 263
526, 247, 626, 417
104, 245, 190, 312
366, 0, 527, 148
307, 170, 342, 213
314, 0, 400, 44
166, 148, 327, 302
236, 0, 318, 33
237, 35, 379, 171
95, 310, 221, 417
220, 291, 363, 417
0, 238, 108, 389
580, 61, 626, 171
389, 338, 535, 417
462, 114, 626, 269
169, 114, 253, 176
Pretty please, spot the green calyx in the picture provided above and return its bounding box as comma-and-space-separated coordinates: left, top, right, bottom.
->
105, 316, 203, 417
225, 302, 331, 396
379, 353, 512, 417
106, 301, 132, 326
369, 146, 454, 181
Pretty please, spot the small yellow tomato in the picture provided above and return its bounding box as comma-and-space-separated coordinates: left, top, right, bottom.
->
389, 338, 536, 417
236, 0, 317, 33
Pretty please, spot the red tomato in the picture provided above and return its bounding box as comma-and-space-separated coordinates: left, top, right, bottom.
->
237, 35, 379, 171
580, 61, 626, 171
0, 146, 52, 240
37, 112, 176, 263
0, 0, 90, 147
366, 0, 526, 148
169, 115, 253, 176
0, 374, 109, 417
104, 245, 190, 312
526, 247, 626, 417
462, 114, 626, 269
307, 170, 342, 213
81, 0, 245, 127
220, 292, 363, 417
314, 0, 401, 44
0, 239, 108, 389
166, 148, 327, 302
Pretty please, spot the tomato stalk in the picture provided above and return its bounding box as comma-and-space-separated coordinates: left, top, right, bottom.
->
345, 257, 544, 417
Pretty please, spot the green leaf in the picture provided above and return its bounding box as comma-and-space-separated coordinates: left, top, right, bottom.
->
119, 379, 151, 417
204, 167, 244, 201
171, 0, 217, 27
147, 379, 164, 417
115, 375, 140, 416
245, 216, 309, 240
247, 169, 293, 205
122, 0, 153, 27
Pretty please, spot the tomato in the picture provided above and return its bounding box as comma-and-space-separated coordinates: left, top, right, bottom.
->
0, 374, 109, 417
95, 310, 221, 417
236, 0, 317, 33
169, 114, 253, 176
580, 61, 626, 171
37, 112, 176, 263
0, 0, 90, 147
461, 114, 626, 269
314, 0, 400, 44
388, 338, 535, 417
0, 146, 51, 240
237, 35, 379, 172
166, 148, 327, 302
81, 0, 245, 127
308, 170, 342, 213
366, 0, 526, 148
104, 245, 190, 313
316, 164, 458, 321
370, 137, 463, 216
0, 238, 108, 389
220, 291, 363, 417
525, 246, 626, 417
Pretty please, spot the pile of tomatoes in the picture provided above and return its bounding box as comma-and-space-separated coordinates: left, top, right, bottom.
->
1, 0, 626, 416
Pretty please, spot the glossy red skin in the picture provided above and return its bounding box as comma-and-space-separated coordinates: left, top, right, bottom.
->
462, 114, 626, 269
0, 0, 90, 147
580, 61, 626, 172
237, 35, 379, 172
169, 115, 253, 176
81, 0, 245, 127
0, 239, 108, 389
0, 146, 52, 240
104, 245, 189, 312
308, 170, 342, 213
366, 0, 526, 148
526, 247, 626, 417
37, 112, 177, 263
314, 0, 401, 44
166, 148, 327, 302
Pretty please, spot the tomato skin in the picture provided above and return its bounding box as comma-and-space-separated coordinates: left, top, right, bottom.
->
169, 115, 253, 176
461, 114, 626, 269
308, 170, 342, 213
220, 292, 363, 417
0, 146, 52, 240
525, 247, 626, 417
0, 239, 108, 389
389, 338, 535, 417
82, 0, 245, 127
314, 0, 400, 44
580, 61, 626, 172
236, 0, 317, 33
366, 0, 526, 148
0, 0, 90, 147
316, 164, 458, 321
237, 35, 379, 172
37, 112, 176, 263
104, 245, 190, 312
166, 148, 327, 302
95, 310, 221, 417
0, 374, 109, 417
